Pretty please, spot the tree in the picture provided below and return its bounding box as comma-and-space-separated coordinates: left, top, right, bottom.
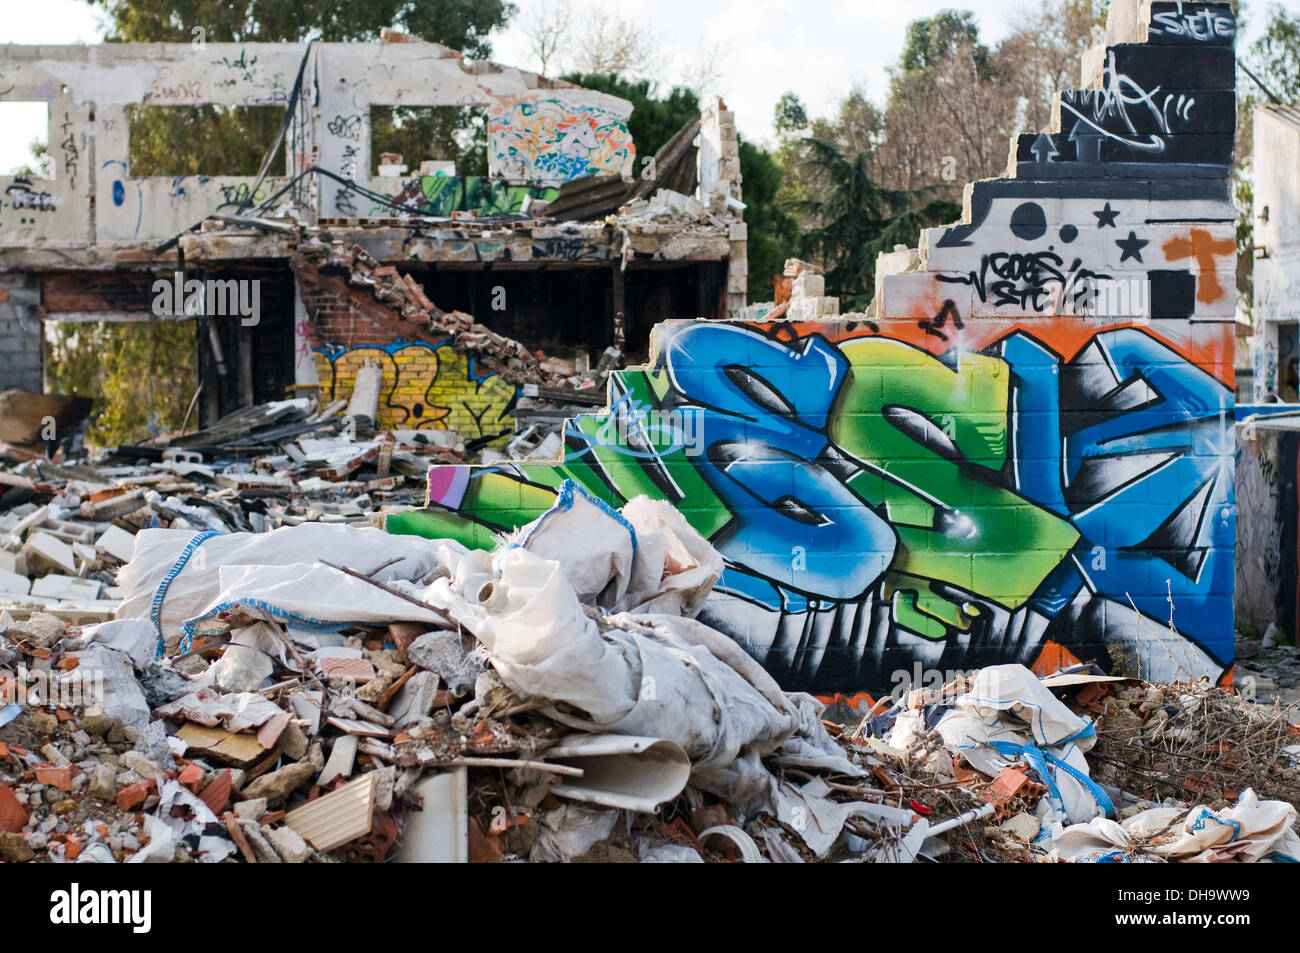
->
773, 92, 809, 137
998, 0, 1107, 139
46, 320, 197, 446
567, 4, 663, 78
87, 0, 513, 51
792, 138, 959, 310
1247, 2, 1300, 101
900, 9, 987, 73
520, 0, 573, 75
876, 12, 1013, 194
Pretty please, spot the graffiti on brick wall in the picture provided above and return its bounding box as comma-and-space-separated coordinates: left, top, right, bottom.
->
380, 175, 558, 218
312, 341, 517, 440
488, 93, 634, 184
391, 315, 1235, 692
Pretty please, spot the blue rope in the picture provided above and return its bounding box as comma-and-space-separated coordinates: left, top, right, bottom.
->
151, 531, 220, 658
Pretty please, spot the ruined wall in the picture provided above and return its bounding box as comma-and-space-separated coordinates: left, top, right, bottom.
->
389, 1, 1238, 692
1252, 106, 1300, 402
293, 259, 517, 439
0, 273, 42, 391
0, 42, 633, 246
1235, 421, 1298, 639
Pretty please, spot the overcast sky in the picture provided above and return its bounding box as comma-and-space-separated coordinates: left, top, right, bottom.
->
0, 0, 1282, 174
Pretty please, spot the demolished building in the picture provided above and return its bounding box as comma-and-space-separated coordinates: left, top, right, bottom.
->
5, 0, 1300, 869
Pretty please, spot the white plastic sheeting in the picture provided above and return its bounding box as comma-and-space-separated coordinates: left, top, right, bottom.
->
110, 479, 868, 851
1051, 789, 1300, 863
428, 482, 859, 806
888, 664, 1110, 839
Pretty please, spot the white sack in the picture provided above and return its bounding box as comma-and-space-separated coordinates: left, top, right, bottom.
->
115, 523, 458, 654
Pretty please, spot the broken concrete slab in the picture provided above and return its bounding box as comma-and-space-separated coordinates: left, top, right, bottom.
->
94, 525, 137, 563
21, 531, 77, 575
30, 574, 101, 602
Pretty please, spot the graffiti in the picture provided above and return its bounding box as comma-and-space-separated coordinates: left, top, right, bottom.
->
4, 178, 56, 212
389, 4, 1239, 692
1060, 49, 1195, 158
328, 114, 363, 141
488, 93, 634, 185
333, 189, 358, 217
398, 317, 1234, 692
243, 90, 289, 105
383, 175, 557, 218
213, 49, 259, 80
313, 342, 517, 440
218, 181, 266, 209
400, 315, 1232, 686
340, 145, 359, 182
529, 237, 606, 261
1150, 2, 1235, 41
938, 248, 1112, 313
59, 111, 78, 190
1161, 227, 1236, 303
148, 80, 203, 101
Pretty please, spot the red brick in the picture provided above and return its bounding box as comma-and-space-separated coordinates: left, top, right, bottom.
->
35, 765, 74, 792
468, 817, 504, 863
115, 780, 150, 811
0, 783, 27, 833
198, 770, 232, 815
177, 762, 204, 791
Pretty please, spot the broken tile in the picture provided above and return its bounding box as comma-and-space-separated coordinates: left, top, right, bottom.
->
285, 773, 376, 852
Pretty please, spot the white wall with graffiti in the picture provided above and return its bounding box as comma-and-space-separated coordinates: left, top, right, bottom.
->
0, 41, 634, 246
1253, 105, 1300, 404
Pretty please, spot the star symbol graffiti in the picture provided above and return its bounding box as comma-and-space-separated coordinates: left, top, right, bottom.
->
1115, 230, 1149, 263
1093, 202, 1119, 228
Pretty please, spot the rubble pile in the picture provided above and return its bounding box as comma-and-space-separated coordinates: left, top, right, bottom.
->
304, 242, 617, 399
336, 245, 594, 393
1, 478, 1297, 863
0, 397, 476, 622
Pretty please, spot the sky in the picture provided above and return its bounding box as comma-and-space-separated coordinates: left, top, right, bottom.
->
0, 0, 1285, 174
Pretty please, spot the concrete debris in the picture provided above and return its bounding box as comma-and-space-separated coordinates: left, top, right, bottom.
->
1, 471, 1293, 865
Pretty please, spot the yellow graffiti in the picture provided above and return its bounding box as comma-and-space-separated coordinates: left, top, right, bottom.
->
313, 343, 516, 441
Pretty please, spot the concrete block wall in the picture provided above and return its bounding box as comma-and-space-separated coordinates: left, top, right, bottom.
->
391, 1, 1239, 693
0, 273, 43, 391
